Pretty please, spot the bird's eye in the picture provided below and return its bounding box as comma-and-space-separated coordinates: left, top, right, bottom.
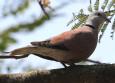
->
97, 13, 101, 16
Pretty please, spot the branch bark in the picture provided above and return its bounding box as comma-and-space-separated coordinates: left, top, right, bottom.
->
0, 64, 115, 83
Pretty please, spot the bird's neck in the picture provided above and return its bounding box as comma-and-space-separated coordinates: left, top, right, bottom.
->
85, 24, 96, 29
85, 21, 99, 29
85, 18, 103, 29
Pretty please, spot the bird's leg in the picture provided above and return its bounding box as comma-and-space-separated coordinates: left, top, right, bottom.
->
69, 63, 76, 67
86, 59, 102, 64
60, 62, 68, 68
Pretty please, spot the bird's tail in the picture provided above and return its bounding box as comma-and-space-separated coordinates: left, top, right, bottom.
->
8, 45, 67, 62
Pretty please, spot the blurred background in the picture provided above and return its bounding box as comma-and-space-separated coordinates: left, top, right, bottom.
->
0, 0, 114, 73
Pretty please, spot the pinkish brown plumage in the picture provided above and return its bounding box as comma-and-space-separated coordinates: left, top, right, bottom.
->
30, 11, 110, 67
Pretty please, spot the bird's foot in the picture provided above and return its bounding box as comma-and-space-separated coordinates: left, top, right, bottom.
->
60, 62, 76, 69
60, 62, 68, 68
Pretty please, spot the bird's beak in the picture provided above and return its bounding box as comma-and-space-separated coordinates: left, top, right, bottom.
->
106, 18, 111, 23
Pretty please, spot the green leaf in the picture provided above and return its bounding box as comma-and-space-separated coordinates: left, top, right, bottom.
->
67, 9, 87, 27
3, 0, 30, 16
99, 22, 108, 42
101, 0, 109, 10
88, 0, 93, 12
70, 9, 88, 29
110, 18, 115, 39
112, 18, 115, 30
67, 13, 78, 26
11, 0, 29, 15
72, 15, 87, 29
99, 13, 114, 42
8, 37, 17, 44
107, 0, 114, 10
94, 0, 99, 11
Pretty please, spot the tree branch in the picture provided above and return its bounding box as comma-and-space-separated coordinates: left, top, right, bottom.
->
37, 0, 50, 19
0, 64, 115, 83
0, 54, 29, 59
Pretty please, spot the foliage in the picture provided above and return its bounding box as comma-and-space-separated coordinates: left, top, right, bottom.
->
67, 0, 115, 42
2, 0, 30, 16
0, 0, 65, 51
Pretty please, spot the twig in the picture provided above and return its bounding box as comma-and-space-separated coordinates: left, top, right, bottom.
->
37, 0, 50, 19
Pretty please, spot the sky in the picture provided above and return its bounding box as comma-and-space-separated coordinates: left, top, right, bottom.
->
0, 0, 115, 73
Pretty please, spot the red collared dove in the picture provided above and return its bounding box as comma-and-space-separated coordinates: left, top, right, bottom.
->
10, 11, 111, 67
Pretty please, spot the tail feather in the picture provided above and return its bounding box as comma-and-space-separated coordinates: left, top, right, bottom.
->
10, 46, 68, 62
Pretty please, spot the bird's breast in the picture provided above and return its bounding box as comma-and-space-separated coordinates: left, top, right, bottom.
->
64, 31, 98, 61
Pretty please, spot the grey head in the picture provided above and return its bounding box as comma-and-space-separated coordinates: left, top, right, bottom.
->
85, 11, 111, 29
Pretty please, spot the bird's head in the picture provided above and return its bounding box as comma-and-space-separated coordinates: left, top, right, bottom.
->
86, 11, 111, 29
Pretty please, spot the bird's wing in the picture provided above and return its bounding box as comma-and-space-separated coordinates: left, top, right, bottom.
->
30, 40, 69, 62
31, 31, 72, 51
31, 40, 69, 51
30, 31, 75, 62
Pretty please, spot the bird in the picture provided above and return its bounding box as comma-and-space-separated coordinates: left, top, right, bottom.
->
10, 11, 111, 67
